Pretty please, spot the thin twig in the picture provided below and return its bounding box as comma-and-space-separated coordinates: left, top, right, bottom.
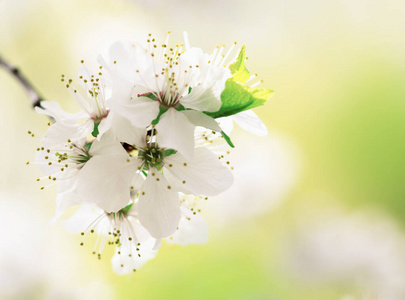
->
0, 54, 44, 108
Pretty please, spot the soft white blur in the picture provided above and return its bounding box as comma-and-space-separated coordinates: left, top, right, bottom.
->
284, 203, 405, 300
0, 192, 114, 300
206, 129, 299, 227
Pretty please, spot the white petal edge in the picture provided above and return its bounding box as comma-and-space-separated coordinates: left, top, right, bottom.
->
233, 110, 268, 136
109, 112, 146, 147
166, 207, 208, 246
156, 108, 195, 160
41, 120, 93, 147
112, 238, 157, 275
181, 110, 222, 132
89, 130, 128, 157
35, 101, 78, 124
76, 155, 138, 212
115, 97, 160, 128
164, 147, 234, 196
138, 170, 181, 239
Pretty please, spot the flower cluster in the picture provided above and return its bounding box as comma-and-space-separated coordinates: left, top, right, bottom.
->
30, 32, 273, 274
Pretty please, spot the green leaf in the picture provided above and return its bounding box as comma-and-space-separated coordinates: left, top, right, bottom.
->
229, 44, 250, 83
205, 80, 273, 119
221, 130, 235, 148
91, 122, 100, 137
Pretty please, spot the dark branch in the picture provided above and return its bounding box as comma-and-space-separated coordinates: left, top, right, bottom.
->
0, 54, 44, 108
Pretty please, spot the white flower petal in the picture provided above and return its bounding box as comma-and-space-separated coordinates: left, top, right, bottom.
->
95, 116, 112, 140
129, 219, 152, 243
108, 79, 134, 105
89, 130, 128, 157
51, 179, 81, 224
233, 110, 268, 136
183, 31, 191, 49
109, 112, 146, 146
62, 204, 104, 234
68, 87, 94, 116
138, 170, 181, 239
153, 239, 162, 250
77, 65, 97, 91
181, 84, 222, 112
111, 238, 157, 275
106, 42, 149, 81
180, 54, 230, 112
166, 207, 208, 246
216, 117, 234, 135
181, 110, 222, 132
77, 155, 138, 212
131, 173, 145, 191
156, 108, 195, 160
41, 120, 93, 147
178, 47, 204, 66
35, 101, 77, 123
164, 147, 233, 196
116, 97, 160, 128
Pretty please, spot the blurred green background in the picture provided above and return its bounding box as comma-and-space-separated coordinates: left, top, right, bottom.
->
1, 0, 405, 299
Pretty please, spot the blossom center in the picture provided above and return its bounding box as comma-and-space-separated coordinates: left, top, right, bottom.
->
138, 144, 165, 170
55, 142, 92, 167
156, 90, 181, 108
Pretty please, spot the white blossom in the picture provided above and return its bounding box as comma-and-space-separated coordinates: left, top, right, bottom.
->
99, 33, 231, 159
63, 202, 157, 275
76, 128, 233, 239
29, 32, 270, 274
35, 65, 127, 147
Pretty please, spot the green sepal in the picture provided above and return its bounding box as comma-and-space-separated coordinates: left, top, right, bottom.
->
91, 122, 100, 137
151, 106, 168, 125
139, 93, 157, 101
164, 149, 177, 157
206, 80, 273, 119
142, 170, 148, 177
175, 104, 186, 111
84, 141, 93, 152
221, 130, 235, 148
120, 203, 133, 214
